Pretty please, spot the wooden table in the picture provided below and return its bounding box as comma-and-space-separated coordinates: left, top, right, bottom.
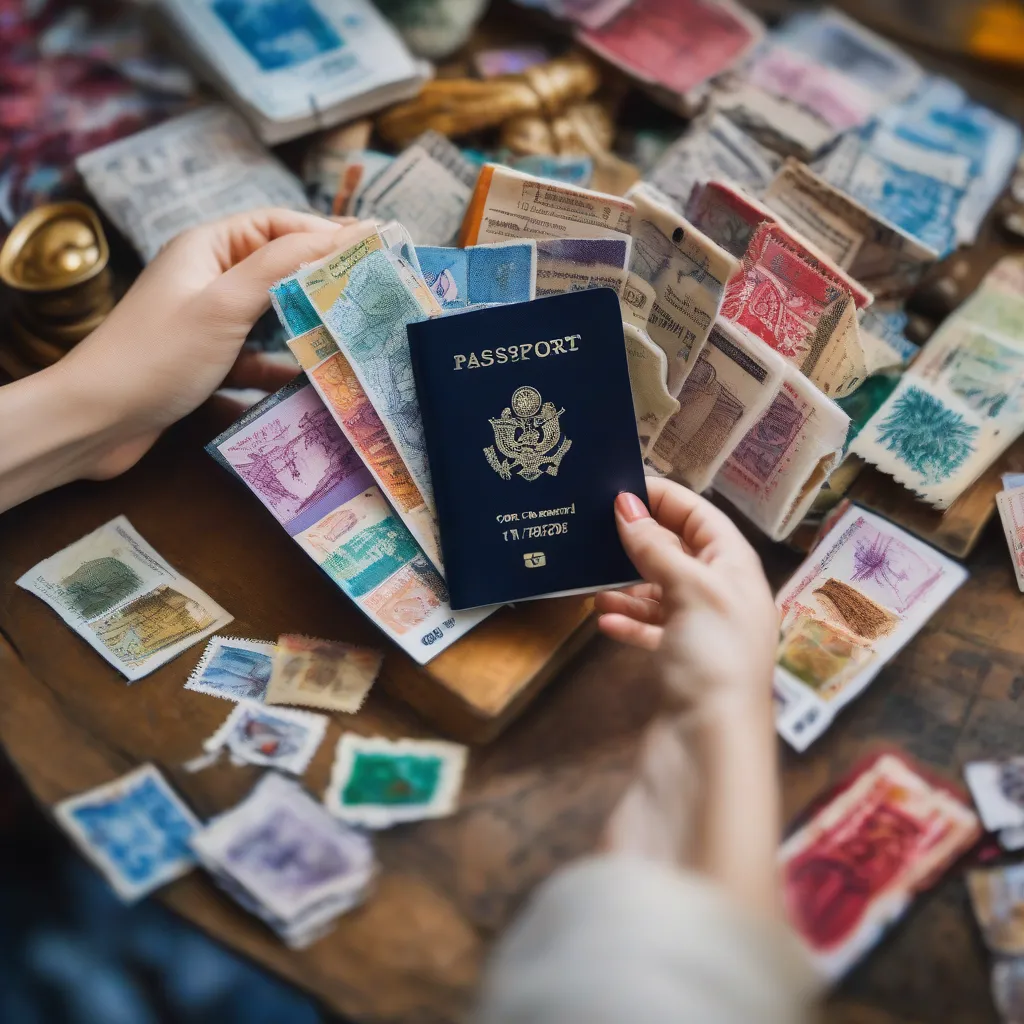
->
1, 394, 1022, 1024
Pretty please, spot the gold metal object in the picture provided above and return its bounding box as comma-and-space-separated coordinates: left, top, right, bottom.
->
0, 202, 115, 374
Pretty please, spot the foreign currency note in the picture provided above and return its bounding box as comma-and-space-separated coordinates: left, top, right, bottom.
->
997, 486, 1024, 592
459, 164, 634, 245
645, 318, 785, 492
772, 504, 968, 750
206, 377, 493, 664
780, 752, 979, 980
626, 182, 738, 395
76, 105, 310, 262
286, 324, 443, 571
17, 516, 232, 680
577, 0, 763, 115
158, 0, 424, 144
763, 159, 937, 297
622, 323, 679, 455
353, 131, 479, 245
873, 76, 1021, 247
647, 111, 781, 210
851, 262, 1024, 508
713, 363, 850, 541
298, 235, 441, 506
417, 241, 536, 309
534, 237, 631, 298
719, 220, 873, 398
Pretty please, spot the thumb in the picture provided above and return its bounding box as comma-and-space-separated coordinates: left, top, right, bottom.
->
614, 492, 709, 600
212, 222, 376, 323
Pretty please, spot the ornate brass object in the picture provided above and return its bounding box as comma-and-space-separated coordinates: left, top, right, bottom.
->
0, 202, 115, 373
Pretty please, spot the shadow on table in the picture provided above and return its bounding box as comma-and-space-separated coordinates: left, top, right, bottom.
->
0, 750, 336, 1024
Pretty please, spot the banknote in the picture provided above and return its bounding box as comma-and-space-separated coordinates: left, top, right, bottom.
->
687, 181, 873, 307
964, 757, 1024, 831
534, 236, 631, 298
719, 221, 873, 398
622, 323, 679, 455
203, 700, 328, 775
969, 865, 1024, 957
298, 235, 441, 505
76, 105, 310, 262
324, 733, 468, 828
646, 319, 785, 492
714, 363, 850, 541
418, 241, 536, 309
206, 377, 494, 664
997, 486, 1024, 592
459, 164, 634, 245
851, 264, 1024, 508
577, 0, 763, 115
266, 634, 383, 714
647, 111, 781, 211
17, 516, 232, 681
781, 751, 979, 980
813, 114, 977, 258
873, 76, 1022, 247
286, 325, 443, 571
353, 131, 479, 245
158, 0, 425, 144
190, 772, 375, 948
507, 153, 594, 188
54, 764, 201, 903
772, 504, 968, 750
763, 159, 938, 298
626, 183, 738, 395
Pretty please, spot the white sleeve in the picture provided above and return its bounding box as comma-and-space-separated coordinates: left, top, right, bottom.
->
474, 854, 820, 1024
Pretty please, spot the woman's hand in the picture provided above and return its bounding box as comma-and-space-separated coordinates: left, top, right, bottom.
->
0, 208, 374, 512
595, 477, 778, 718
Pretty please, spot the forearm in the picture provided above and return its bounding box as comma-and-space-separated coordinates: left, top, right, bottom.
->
604, 691, 781, 918
0, 363, 117, 513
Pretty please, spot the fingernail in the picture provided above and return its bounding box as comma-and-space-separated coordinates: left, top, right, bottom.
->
616, 492, 649, 523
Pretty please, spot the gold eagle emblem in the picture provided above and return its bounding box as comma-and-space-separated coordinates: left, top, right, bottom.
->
484, 386, 571, 482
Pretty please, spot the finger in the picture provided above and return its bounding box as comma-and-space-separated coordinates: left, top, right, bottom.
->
210, 224, 374, 323
200, 208, 342, 268
614, 492, 712, 600
223, 351, 301, 392
597, 613, 663, 651
593, 589, 663, 624
617, 582, 662, 602
644, 477, 755, 564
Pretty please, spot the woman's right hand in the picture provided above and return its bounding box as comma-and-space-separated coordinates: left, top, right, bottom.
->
595, 478, 778, 719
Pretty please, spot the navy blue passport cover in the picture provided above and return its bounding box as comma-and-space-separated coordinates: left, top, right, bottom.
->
408, 288, 648, 610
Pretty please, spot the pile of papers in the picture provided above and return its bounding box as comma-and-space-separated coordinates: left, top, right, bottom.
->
157, 0, 428, 144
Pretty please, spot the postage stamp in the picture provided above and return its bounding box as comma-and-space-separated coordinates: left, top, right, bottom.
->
964, 758, 1024, 831
18, 517, 232, 681
324, 733, 468, 828
54, 764, 201, 902
191, 772, 374, 925
186, 636, 276, 703
266, 634, 384, 713
204, 701, 328, 775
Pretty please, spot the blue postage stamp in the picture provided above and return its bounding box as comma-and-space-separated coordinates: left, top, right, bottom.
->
54, 764, 201, 902
419, 242, 536, 310
186, 636, 276, 703
212, 0, 342, 71
324, 733, 468, 828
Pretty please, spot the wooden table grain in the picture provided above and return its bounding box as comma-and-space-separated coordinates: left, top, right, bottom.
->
1, 395, 1021, 1023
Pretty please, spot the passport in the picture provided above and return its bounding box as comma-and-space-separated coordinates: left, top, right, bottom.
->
408, 288, 647, 610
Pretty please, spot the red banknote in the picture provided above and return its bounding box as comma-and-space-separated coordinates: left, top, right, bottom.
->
780, 751, 979, 980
